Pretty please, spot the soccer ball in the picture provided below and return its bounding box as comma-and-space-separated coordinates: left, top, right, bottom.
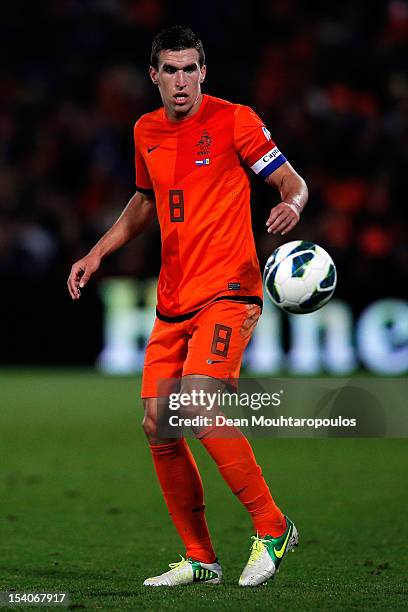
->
263, 240, 337, 314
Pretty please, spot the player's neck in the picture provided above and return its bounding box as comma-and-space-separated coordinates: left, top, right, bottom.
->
164, 93, 204, 123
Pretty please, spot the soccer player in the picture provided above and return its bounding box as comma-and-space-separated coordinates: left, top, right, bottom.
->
67, 25, 308, 587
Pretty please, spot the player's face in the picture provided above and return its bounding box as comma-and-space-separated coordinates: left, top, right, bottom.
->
150, 49, 206, 121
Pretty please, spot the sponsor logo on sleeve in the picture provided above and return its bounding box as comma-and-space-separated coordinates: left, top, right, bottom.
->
262, 126, 271, 141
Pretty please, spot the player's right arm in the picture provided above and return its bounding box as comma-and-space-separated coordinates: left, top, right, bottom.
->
67, 190, 155, 300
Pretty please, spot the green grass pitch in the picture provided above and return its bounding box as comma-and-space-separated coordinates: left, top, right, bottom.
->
1, 370, 407, 610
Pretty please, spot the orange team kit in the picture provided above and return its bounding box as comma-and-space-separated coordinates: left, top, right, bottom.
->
134, 94, 287, 396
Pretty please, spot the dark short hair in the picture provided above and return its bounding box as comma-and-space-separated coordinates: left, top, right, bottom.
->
150, 25, 205, 69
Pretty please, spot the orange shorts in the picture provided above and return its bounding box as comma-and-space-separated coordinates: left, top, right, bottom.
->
141, 300, 261, 398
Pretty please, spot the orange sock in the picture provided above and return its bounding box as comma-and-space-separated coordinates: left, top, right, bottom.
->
149, 439, 216, 563
199, 425, 286, 537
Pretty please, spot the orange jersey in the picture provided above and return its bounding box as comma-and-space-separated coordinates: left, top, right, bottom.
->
134, 94, 287, 321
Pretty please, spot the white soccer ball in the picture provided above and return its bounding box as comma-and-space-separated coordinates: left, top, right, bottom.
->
263, 240, 337, 314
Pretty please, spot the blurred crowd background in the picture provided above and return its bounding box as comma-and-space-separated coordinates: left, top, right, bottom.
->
0, 0, 407, 365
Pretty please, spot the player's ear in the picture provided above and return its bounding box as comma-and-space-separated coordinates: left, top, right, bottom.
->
199, 64, 206, 84
149, 66, 159, 85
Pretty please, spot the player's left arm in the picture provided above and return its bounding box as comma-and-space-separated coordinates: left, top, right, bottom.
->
265, 161, 308, 235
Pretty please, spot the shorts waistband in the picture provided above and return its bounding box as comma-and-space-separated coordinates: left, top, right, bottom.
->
156, 295, 263, 323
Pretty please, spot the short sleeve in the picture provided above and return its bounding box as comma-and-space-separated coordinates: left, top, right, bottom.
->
134, 121, 154, 195
234, 105, 287, 178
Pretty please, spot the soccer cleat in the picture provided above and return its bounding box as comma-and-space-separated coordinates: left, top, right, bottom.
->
143, 556, 222, 586
239, 516, 298, 587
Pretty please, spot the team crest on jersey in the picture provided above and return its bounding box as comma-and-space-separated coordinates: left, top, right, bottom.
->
262, 126, 271, 141
196, 129, 212, 156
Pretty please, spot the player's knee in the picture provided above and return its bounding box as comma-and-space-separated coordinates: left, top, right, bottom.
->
142, 398, 159, 440
142, 413, 158, 440
180, 375, 224, 418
